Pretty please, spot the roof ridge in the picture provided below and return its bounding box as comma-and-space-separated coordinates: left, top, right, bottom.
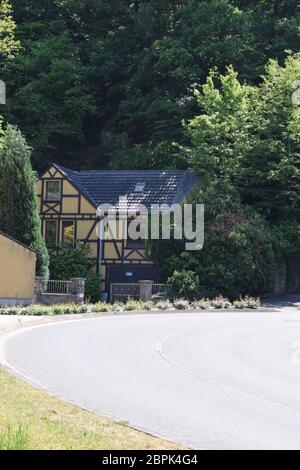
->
76, 170, 186, 174
54, 164, 186, 175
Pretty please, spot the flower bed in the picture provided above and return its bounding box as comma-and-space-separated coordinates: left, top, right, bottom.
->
0, 296, 261, 316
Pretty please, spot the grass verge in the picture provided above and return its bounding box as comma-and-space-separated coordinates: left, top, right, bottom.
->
0, 368, 182, 450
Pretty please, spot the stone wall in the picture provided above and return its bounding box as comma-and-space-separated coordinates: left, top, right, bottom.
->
34, 277, 86, 305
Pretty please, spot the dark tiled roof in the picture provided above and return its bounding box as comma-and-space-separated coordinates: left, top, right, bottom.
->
55, 164, 200, 211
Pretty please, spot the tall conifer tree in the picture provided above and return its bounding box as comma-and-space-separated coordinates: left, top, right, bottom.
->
0, 125, 49, 276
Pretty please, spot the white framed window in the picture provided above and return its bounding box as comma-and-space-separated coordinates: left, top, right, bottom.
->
45, 181, 60, 201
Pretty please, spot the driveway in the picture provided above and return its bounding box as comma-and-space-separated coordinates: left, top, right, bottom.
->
3, 306, 300, 450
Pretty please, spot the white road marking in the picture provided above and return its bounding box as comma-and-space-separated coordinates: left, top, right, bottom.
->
157, 326, 300, 415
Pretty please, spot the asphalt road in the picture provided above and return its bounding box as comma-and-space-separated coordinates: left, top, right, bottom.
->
4, 309, 300, 450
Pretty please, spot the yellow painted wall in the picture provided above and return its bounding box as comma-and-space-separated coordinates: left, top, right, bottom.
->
76, 220, 91, 239
62, 197, 78, 214
44, 168, 63, 179
77, 220, 98, 240
80, 196, 96, 214
36, 180, 42, 196
0, 233, 36, 301
124, 250, 145, 261
104, 243, 119, 260
63, 180, 79, 195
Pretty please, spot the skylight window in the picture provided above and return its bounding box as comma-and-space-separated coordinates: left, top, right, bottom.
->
134, 183, 145, 193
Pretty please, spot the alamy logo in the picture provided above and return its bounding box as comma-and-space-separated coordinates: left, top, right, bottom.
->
292, 80, 300, 106
96, 197, 205, 251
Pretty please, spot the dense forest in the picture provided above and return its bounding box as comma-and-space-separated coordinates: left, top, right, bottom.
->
1, 0, 299, 171
0, 0, 299, 297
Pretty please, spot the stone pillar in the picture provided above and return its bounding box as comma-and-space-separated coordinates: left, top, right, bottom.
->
139, 280, 154, 302
70, 278, 86, 303
33, 276, 44, 304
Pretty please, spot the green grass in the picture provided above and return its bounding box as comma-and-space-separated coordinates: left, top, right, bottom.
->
0, 424, 28, 450
0, 368, 182, 450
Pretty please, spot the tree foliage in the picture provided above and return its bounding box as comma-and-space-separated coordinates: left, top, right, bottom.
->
1, 0, 299, 296
151, 56, 300, 298
187, 55, 300, 252
49, 243, 94, 281
4, 32, 95, 167
149, 182, 277, 299
0, 124, 49, 276
0, 0, 19, 66
49, 242, 100, 302
2, 0, 299, 170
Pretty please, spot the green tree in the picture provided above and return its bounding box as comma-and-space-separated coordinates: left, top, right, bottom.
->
3, 32, 95, 168
0, 125, 49, 276
148, 182, 277, 299
49, 243, 93, 280
4, 0, 299, 170
49, 243, 100, 302
187, 55, 300, 249
0, 0, 19, 66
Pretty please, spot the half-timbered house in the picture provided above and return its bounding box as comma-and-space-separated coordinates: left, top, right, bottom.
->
37, 164, 199, 298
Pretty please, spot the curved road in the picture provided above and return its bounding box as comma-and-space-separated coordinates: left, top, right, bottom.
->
4, 310, 300, 450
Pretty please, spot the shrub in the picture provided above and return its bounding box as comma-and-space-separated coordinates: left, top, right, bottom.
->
68, 304, 82, 314
233, 299, 244, 309
142, 301, 153, 311
149, 182, 277, 300
154, 300, 173, 311
168, 270, 200, 301
50, 304, 83, 315
26, 305, 51, 316
0, 305, 52, 316
0, 306, 22, 315
111, 302, 125, 313
233, 296, 261, 310
77, 304, 89, 314
90, 302, 112, 313
173, 299, 190, 310
49, 244, 100, 302
246, 297, 261, 309
191, 299, 211, 310
85, 274, 101, 303
49, 243, 94, 280
61, 304, 73, 315
124, 300, 143, 311
211, 296, 232, 309
51, 305, 64, 315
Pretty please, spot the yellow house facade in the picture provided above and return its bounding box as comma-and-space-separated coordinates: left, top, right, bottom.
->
37, 164, 199, 299
0, 231, 37, 305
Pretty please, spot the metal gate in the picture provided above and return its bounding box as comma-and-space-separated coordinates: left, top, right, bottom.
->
110, 283, 140, 303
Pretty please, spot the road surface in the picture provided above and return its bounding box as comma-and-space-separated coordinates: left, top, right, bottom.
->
4, 309, 300, 450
